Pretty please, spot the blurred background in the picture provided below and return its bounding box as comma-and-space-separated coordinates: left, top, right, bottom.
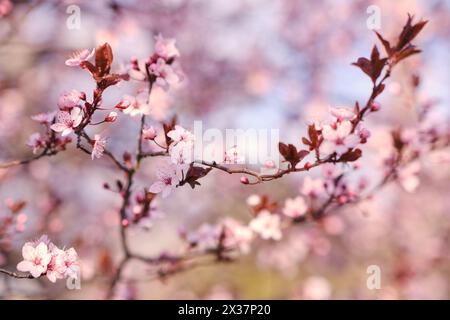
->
0, 0, 449, 299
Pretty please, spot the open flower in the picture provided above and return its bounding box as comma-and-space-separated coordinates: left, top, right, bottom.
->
167, 125, 194, 144
50, 108, 83, 136
249, 210, 282, 241
16, 242, 52, 278
57, 90, 84, 111
149, 58, 181, 91
91, 134, 107, 160
149, 162, 182, 198
283, 196, 308, 219
320, 121, 360, 157
27, 132, 46, 154
65, 48, 95, 67
31, 111, 56, 124
120, 93, 151, 117
221, 218, 254, 254
329, 106, 356, 121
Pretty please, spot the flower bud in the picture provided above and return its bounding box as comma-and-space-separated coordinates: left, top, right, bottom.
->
142, 126, 157, 140
370, 101, 381, 112
240, 176, 249, 184
105, 111, 118, 122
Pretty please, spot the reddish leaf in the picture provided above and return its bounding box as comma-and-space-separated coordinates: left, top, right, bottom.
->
182, 165, 212, 189
95, 43, 113, 77
278, 142, 309, 168
396, 14, 428, 51
375, 31, 393, 57
338, 148, 362, 162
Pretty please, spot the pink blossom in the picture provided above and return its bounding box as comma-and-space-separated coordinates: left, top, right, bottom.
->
283, 196, 308, 219
16, 242, 52, 278
329, 106, 356, 121
62, 247, 79, 278
31, 111, 56, 124
27, 132, 46, 154
301, 176, 325, 198
154, 33, 180, 60
357, 126, 371, 143
142, 125, 157, 140
149, 162, 182, 198
221, 218, 254, 254
91, 134, 107, 160
169, 141, 194, 165
320, 121, 360, 157
65, 48, 95, 67
249, 210, 282, 241
45, 246, 66, 283
167, 125, 194, 144
57, 90, 84, 111
120, 94, 151, 117
50, 108, 83, 136
149, 58, 181, 91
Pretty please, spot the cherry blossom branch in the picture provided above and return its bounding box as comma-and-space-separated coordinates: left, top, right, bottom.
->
0, 149, 52, 169
0, 268, 37, 279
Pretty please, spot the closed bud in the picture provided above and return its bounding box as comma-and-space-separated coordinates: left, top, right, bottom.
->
105, 111, 118, 122
240, 176, 249, 184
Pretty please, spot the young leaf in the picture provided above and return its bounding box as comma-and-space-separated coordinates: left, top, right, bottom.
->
95, 43, 113, 77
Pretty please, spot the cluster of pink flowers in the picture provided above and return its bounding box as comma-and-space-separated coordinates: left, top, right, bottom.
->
318, 106, 372, 158
183, 217, 254, 255
27, 111, 72, 155
16, 235, 79, 282
128, 34, 183, 90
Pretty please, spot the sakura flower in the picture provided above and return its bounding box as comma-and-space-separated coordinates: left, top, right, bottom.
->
320, 120, 360, 157
45, 246, 66, 283
62, 247, 79, 278
91, 134, 107, 160
65, 48, 95, 67
27, 132, 45, 154
16, 242, 52, 278
142, 125, 157, 140
329, 106, 356, 121
249, 210, 282, 241
222, 218, 254, 254
57, 90, 85, 111
31, 111, 56, 124
149, 162, 182, 198
154, 33, 180, 60
167, 125, 195, 145
149, 58, 181, 91
169, 141, 194, 165
120, 94, 151, 117
128, 58, 147, 81
301, 176, 325, 198
50, 108, 83, 136
283, 196, 308, 219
